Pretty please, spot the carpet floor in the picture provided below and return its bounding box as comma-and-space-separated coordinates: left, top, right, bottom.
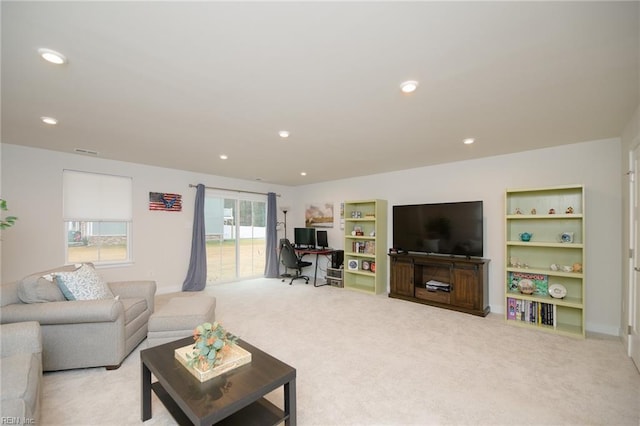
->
41, 278, 640, 425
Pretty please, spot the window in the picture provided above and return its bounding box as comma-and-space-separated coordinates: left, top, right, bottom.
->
204, 192, 266, 283
63, 170, 132, 264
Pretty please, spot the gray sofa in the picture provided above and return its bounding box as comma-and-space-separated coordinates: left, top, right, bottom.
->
0, 321, 42, 424
0, 265, 156, 371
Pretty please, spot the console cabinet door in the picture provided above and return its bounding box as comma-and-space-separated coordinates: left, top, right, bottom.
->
390, 259, 414, 297
451, 266, 479, 310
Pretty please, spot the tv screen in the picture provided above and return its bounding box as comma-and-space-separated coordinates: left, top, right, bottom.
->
393, 201, 483, 257
294, 227, 316, 248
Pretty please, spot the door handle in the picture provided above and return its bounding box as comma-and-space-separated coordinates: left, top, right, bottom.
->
634, 267, 640, 272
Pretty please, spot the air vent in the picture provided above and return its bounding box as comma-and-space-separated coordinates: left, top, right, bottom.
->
74, 148, 99, 156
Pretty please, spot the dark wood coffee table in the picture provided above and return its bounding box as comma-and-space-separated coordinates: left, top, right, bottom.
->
141, 337, 296, 425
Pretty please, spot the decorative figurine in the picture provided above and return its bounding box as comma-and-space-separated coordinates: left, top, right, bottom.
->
572, 263, 582, 273
519, 232, 533, 242
548, 208, 556, 214
566, 206, 574, 214
514, 208, 522, 215
530, 208, 537, 215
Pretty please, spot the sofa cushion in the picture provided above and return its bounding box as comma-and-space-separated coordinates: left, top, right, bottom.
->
120, 297, 147, 324
54, 264, 114, 301
0, 352, 40, 419
17, 274, 65, 304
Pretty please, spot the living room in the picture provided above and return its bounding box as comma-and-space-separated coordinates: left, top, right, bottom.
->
1, 2, 639, 425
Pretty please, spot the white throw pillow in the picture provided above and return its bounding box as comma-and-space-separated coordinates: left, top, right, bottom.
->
54, 264, 114, 301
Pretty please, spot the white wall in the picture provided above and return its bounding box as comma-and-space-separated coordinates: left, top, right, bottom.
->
1, 139, 623, 334
293, 138, 622, 335
0, 144, 294, 294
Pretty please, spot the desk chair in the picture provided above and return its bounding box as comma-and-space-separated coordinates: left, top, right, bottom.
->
280, 239, 312, 285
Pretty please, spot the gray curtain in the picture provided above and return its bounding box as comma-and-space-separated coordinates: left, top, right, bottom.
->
182, 183, 206, 291
264, 192, 280, 278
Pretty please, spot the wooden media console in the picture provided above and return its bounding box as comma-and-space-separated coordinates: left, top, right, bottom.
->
388, 253, 490, 317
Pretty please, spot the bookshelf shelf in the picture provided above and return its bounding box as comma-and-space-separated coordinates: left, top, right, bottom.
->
507, 241, 583, 249
347, 253, 376, 259
505, 185, 585, 338
506, 267, 583, 279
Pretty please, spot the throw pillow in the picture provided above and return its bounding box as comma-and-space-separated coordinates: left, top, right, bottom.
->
17, 273, 66, 303
54, 264, 114, 301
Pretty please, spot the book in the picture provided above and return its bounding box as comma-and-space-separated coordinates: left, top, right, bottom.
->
508, 271, 549, 296
507, 298, 517, 320
352, 241, 366, 253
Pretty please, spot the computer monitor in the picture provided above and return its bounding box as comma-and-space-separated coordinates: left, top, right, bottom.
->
294, 227, 316, 248
316, 230, 329, 249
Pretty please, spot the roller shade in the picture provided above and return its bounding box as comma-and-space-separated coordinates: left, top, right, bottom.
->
63, 170, 132, 221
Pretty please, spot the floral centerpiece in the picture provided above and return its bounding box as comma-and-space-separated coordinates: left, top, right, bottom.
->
186, 322, 238, 371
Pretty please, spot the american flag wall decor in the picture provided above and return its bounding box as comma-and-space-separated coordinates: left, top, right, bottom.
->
149, 192, 182, 212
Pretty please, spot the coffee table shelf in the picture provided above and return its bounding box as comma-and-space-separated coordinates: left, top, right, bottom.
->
151, 382, 287, 426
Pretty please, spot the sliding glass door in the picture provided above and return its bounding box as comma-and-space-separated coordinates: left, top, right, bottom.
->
204, 192, 266, 283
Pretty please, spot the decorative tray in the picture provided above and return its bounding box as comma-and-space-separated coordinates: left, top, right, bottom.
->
175, 344, 252, 382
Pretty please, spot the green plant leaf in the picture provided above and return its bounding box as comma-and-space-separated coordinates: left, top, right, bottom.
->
0, 200, 17, 230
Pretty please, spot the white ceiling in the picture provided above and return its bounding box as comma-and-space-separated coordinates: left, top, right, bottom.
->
2, 1, 638, 186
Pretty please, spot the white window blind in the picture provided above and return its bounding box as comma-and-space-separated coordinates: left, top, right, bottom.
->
63, 170, 132, 221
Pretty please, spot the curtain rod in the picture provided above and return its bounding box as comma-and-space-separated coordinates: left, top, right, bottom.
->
189, 184, 280, 197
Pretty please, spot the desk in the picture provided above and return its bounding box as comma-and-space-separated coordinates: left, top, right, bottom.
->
294, 248, 333, 287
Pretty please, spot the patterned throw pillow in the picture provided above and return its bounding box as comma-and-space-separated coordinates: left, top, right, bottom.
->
54, 264, 114, 301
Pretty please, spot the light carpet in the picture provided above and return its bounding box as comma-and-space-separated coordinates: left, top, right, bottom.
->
41, 278, 640, 425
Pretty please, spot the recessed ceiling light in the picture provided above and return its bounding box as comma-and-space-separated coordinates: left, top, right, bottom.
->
300, 172, 307, 176
279, 131, 290, 138
38, 48, 67, 65
463, 138, 475, 145
219, 154, 228, 160
40, 116, 58, 125
400, 80, 419, 93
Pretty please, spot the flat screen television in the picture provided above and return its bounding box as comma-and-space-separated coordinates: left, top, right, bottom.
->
294, 227, 316, 248
393, 201, 483, 258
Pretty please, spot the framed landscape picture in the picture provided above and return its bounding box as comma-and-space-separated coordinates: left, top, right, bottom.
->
305, 202, 334, 228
